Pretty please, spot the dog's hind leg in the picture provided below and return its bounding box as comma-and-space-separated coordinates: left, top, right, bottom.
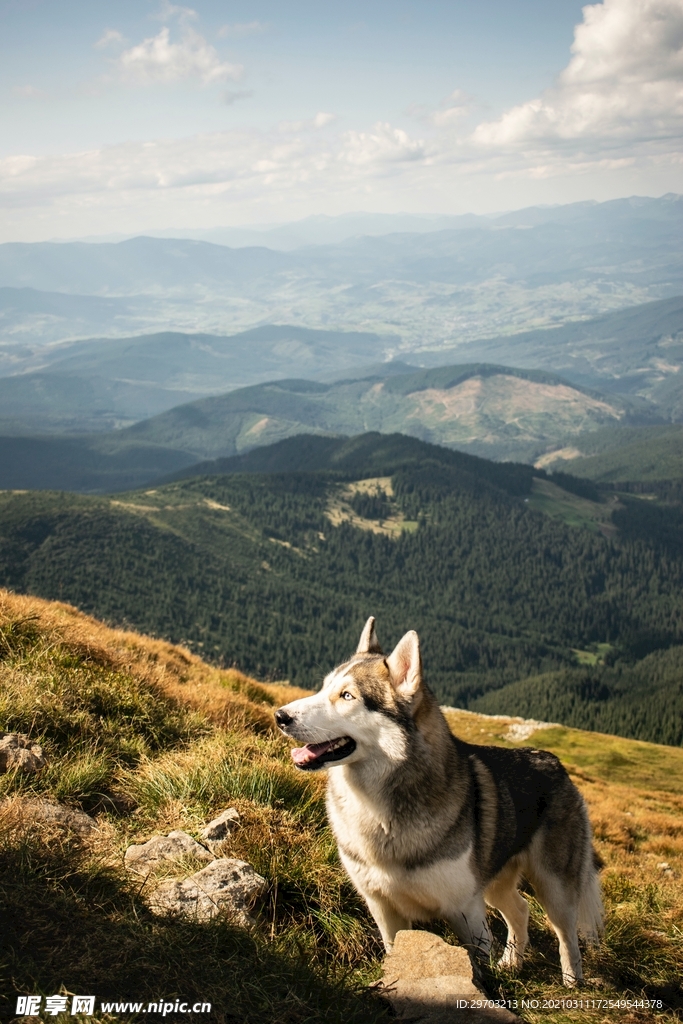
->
447, 894, 492, 961
531, 872, 583, 986
485, 864, 529, 971
364, 892, 411, 952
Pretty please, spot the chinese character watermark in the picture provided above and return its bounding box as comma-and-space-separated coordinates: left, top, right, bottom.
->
16, 995, 96, 1017
72, 996, 96, 1015
16, 996, 41, 1016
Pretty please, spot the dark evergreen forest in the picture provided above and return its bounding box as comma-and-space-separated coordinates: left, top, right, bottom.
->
1, 432, 681, 746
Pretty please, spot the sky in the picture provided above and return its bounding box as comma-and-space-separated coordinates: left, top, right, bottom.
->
1, 0, 682, 241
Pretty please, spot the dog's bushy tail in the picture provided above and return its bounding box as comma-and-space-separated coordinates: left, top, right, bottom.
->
578, 839, 604, 945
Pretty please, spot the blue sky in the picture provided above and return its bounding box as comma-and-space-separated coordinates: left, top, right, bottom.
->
1, 0, 682, 240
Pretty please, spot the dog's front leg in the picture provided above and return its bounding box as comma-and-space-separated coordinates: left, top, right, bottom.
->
448, 895, 492, 962
364, 892, 411, 952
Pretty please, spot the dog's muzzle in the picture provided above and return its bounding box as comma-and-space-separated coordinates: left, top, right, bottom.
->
275, 707, 356, 771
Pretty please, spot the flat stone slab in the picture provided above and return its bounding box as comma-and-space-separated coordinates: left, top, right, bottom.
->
17, 798, 97, 835
149, 858, 266, 925
125, 830, 214, 875
379, 931, 520, 1024
0, 733, 45, 773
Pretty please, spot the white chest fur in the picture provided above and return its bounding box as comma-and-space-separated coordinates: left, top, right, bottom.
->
327, 769, 478, 923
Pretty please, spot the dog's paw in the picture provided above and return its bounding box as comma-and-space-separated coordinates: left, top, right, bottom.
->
497, 945, 524, 972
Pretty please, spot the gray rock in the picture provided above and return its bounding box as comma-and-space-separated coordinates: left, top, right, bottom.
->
18, 798, 97, 834
149, 858, 266, 925
200, 808, 240, 851
0, 733, 45, 773
379, 930, 520, 1024
125, 830, 214, 875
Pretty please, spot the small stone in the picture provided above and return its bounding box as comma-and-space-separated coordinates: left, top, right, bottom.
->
124, 830, 214, 875
0, 733, 45, 773
379, 930, 520, 1024
19, 798, 97, 835
200, 808, 240, 851
149, 858, 266, 925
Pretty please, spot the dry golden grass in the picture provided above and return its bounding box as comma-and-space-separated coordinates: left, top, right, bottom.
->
0, 588, 313, 733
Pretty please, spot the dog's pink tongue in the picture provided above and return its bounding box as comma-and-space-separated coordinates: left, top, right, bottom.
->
291, 740, 334, 765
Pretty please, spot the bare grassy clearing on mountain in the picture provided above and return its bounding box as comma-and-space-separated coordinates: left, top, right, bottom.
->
0, 592, 682, 1022
325, 477, 419, 536
405, 376, 623, 448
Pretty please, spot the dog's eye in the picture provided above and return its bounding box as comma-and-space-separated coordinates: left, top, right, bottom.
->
340, 691, 355, 701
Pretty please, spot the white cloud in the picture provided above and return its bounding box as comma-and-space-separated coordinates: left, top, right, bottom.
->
277, 112, 337, 133
118, 25, 243, 85
94, 29, 125, 49
153, 2, 198, 24
407, 90, 472, 127
11, 85, 46, 99
430, 90, 471, 128
474, 0, 683, 147
340, 123, 426, 165
0, 117, 427, 213
222, 89, 254, 105
217, 21, 271, 39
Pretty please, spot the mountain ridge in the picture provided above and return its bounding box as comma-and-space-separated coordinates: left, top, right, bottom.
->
0, 363, 648, 491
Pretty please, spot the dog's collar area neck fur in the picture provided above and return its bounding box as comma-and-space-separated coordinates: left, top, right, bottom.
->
291, 736, 357, 771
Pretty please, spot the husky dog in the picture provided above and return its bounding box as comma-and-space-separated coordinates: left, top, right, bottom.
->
275, 618, 603, 986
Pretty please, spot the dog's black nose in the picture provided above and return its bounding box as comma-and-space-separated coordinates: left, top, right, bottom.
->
275, 708, 293, 727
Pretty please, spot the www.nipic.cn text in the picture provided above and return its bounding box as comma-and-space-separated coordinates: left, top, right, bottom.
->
15, 995, 212, 1016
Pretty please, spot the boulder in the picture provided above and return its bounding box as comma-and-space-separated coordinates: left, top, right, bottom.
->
18, 798, 97, 835
379, 930, 520, 1024
149, 858, 266, 925
200, 808, 240, 851
124, 829, 214, 875
0, 733, 45, 773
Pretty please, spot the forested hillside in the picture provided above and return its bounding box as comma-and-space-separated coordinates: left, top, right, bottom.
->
1, 433, 682, 745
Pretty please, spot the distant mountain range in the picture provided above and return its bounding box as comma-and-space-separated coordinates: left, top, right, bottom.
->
1, 194, 682, 351
0, 360, 655, 492
0, 197, 681, 492
0, 293, 680, 439
59, 195, 683, 250
0, 326, 390, 433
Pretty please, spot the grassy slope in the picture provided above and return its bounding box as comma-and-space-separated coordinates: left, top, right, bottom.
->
0, 589, 382, 1024
1, 592, 682, 1023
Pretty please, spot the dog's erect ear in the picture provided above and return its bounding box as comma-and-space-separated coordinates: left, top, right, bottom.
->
387, 631, 422, 697
356, 616, 383, 654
